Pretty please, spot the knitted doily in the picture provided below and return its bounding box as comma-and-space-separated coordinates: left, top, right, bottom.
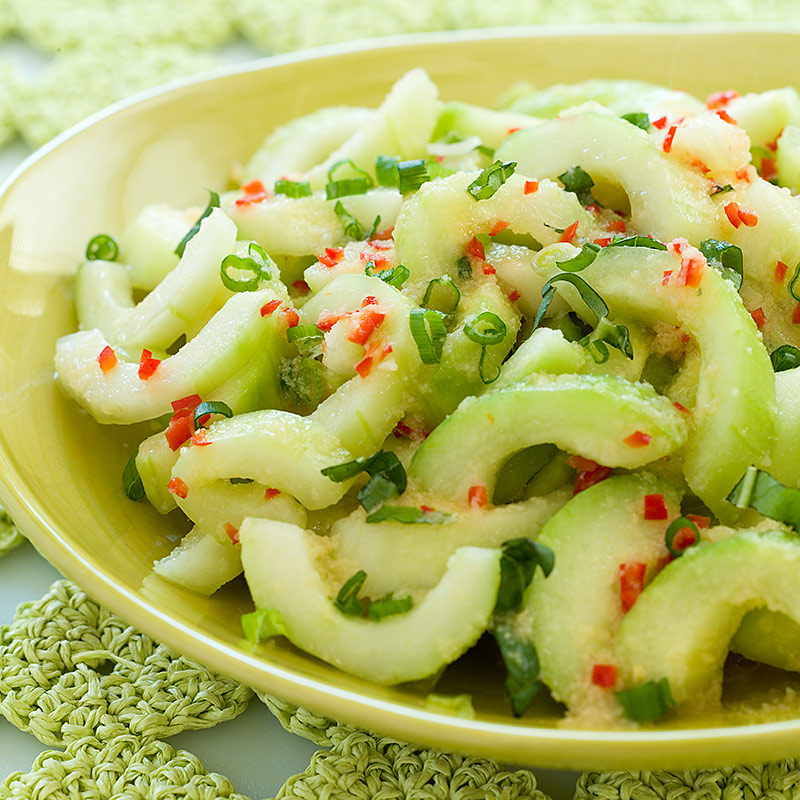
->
0, 580, 252, 747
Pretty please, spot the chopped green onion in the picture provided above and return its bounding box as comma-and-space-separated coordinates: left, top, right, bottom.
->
241, 607, 287, 643
397, 159, 430, 194
789, 263, 800, 303
274, 179, 312, 198
375, 155, 399, 187
616, 678, 676, 722
727, 467, 800, 531
581, 337, 610, 364
229, 477, 253, 484
368, 592, 413, 621
606, 236, 667, 251
193, 400, 233, 429
279, 356, 324, 407
327, 158, 373, 186
333, 200, 363, 240
771, 344, 800, 372
367, 214, 381, 240
477, 347, 501, 384
556, 242, 601, 272
699, 239, 743, 290
325, 178, 370, 200
463, 311, 507, 346
122, 453, 145, 501
558, 165, 596, 206
287, 325, 323, 344
495, 537, 554, 612
175, 189, 219, 256
422, 276, 461, 313
620, 112, 650, 131
365, 505, 453, 524
365, 262, 409, 289
86, 234, 119, 261
334, 570, 367, 615
358, 475, 399, 513
664, 517, 701, 557
409, 308, 447, 364
456, 256, 473, 281
466, 160, 517, 201
220, 251, 271, 292
710, 184, 735, 196
321, 450, 407, 493
491, 621, 542, 717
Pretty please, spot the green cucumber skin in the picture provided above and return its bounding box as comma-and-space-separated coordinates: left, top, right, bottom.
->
616, 530, 800, 707
409, 373, 687, 503
776, 124, 800, 194
239, 518, 502, 685
494, 327, 588, 388
528, 474, 681, 715
767, 367, 800, 489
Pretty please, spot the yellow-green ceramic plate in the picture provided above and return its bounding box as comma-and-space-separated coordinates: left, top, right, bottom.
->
1, 26, 800, 771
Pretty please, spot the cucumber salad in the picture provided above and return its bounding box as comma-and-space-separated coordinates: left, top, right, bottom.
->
55, 69, 800, 728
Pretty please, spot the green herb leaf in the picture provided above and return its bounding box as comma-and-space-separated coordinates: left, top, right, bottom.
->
175, 189, 219, 256
409, 308, 447, 364
122, 453, 145, 501
727, 467, 800, 531
771, 344, 800, 372
241, 607, 287, 643
606, 236, 667, 251
422, 276, 461, 313
456, 256, 473, 281
365, 505, 453, 524
193, 400, 233, 429
365, 262, 409, 289
495, 537, 554, 612
397, 159, 430, 194
86, 234, 119, 261
375, 155, 399, 187
699, 239, 744, 290
710, 184, 735, 196
620, 112, 650, 131
664, 517, 701, 557
334, 570, 367, 616
463, 311, 507, 346
789, 263, 800, 303
616, 678, 676, 722
556, 242, 601, 272
333, 200, 364, 240
322, 450, 407, 494
325, 178, 371, 200
466, 160, 517, 201
357, 474, 399, 513
492, 621, 542, 717
558, 165, 595, 206
274, 179, 312, 198
368, 592, 413, 620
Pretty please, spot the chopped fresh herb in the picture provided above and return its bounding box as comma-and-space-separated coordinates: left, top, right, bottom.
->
365, 505, 453, 524
229, 477, 254, 484
699, 239, 744, 290
409, 308, 447, 364
727, 467, 800, 531
321, 450, 407, 494
397, 159, 430, 194
365, 262, 409, 289
710, 184, 735, 196
664, 517, 701, 557
333, 200, 364, 240
616, 678, 676, 722
367, 215, 381, 240
556, 242, 601, 272
620, 112, 651, 131
789, 263, 800, 302
466, 160, 517, 201
325, 178, 371, 199
358, 474, 399, 513
327, 158, 373, 185
456, 255, 473, 281
193, 400, 233, 429
241, 607, 287, 643
492, 621, 542, 717
334, 570, 368, 615
219, 244, 274, 292
606, 236, 667, 251
279, 356, 324, 407
476, 143, 496, 159
375, 155, 399, 187
86, 234, 119, 261
463, 311, 507, 346
558, 165, 596, 206
368, 592, 413, 620
274, 179, 312, 198
495, 537, 555, 612
422, 276, 461, 313
771, 344, 800, 372
175, 189, 219, 256
122, 453, 145, 501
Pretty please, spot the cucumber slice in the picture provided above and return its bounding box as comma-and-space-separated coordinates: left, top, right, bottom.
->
615, 530, 800, 708
731, 609, 800, 673
727, 88, 800, 152
409, 373, 687, 504
494, 328, 588, 388
75, 259, 134, 339
776, 124, 800, 193
239, 518, 502, 685
496, 112, 722, 245
527, 474, 681, 716
768, 366, 800, 489
303, 238, 398, 294
244, 106, 375, 186
432, 101, 540, 150
136, 431, 181, 513
171, 409, 353, 510
485, 243, 546, 318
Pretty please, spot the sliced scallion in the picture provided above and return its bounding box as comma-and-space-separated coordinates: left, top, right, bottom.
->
466, 160, 517, 201
409, 308, 447, 364
334, 570, 367, 615
86, 234, 119, 261
175, 189, 219, 256
664, 517, 701, 557
193, 400, 233, 429
122, 453, 145, 501
325, 178, 371, 200
771, 344, 800, 372
333, 201, 363, 240
421, 276, 461, 313
368, 592, 413, 621
556, 242, 601, 272
375, 155, 399, 187
274, 179, 312, 198
789, 263, 800, 303
616, 678, 676, 722
365, 262, 409, 289
397, 159, 430, 194
220, 252, 270, 292
463, 311, 507, 346
327, 158, 373, 185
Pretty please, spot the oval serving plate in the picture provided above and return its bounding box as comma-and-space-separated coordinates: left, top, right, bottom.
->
1, 26, 800, 771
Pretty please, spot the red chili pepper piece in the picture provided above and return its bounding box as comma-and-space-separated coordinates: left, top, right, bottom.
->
506, 126, 521, 135
508, 290, 521, 302
607, 218, 626, 233
489, 220, 509, 237
167, 477, 188, 499
643, 493, 669, 520
264, 488, 280, 501
355, 355, 373, 378
738, 207, 759, 227
558, 220, 579, 243
594, 237, 612, 247
137, 349, 161, 380
347, 307, 385, 345
369, 226, 394, 241
191, 429, 212, 446
171, 394, 202, 412
662, 125, 678, 153
715, 109, 737, 125
776, 261, 788, 282
672, 526, 699, 551
686, 514, 711, 529
706, 89, 739, 109
623, 430, 652, 448
761, 157, 777, 181
361, 295, 379, 307
619, 561, 646, 612
223, 522, 239, 544
420, 505, 435, 513
96, 345, 117, 373
235, 179, 270, 206
318, 247, 344, 268
573, 464, 612, 494
750, 307, 767, 328
793, 302, 800, 325
282, 307, 300, 328
466, 236, 485, 260
652, 115, 668, 130
482, 263, 496, 275
260, 299, 281, 317
292, 280, 310, 295
317, 312, 346, 331
468, 484, 488, 508
591, 664, 618, 688
523, 180, 539, 195
724, 202, 743, 228
673, 401, 690, 414
165, 408, 194, 451
392, 420, 429, 442
567, 455, 600, 472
